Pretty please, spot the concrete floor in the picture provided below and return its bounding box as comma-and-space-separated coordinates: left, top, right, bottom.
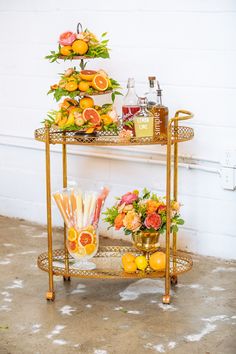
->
0, 216, 236, 354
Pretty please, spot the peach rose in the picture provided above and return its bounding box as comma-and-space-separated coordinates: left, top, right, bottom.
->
123, 211, 141, 232
146, 200, 161, 214
114, 213, 125, 230
144, 213, 162, 230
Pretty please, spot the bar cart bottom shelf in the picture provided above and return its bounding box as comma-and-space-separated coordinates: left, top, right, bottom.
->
38, 246, 192, 282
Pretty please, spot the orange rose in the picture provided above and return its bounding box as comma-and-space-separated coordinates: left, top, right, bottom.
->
146, 200, 161, 214
114, 213, 125, 230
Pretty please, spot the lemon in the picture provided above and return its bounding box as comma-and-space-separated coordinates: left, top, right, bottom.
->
135, 256, 148, 271
68, 227, 78, 242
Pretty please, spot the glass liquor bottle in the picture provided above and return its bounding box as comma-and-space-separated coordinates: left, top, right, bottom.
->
122, 78, 140, 132
133, 97, 154, 138
146, 77, 169, 139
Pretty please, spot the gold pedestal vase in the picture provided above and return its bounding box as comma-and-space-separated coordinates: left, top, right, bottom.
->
132, 231, 160, 272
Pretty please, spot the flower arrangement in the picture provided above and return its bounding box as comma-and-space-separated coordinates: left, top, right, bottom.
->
46, 28, 110, 62
103, 188, 184, 235
48, 67, 121, 102
44, 98, 119, 133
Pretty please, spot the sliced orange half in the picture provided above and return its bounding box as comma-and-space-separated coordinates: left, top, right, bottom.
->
92, 74, 109, 91
85, 244, 96, 255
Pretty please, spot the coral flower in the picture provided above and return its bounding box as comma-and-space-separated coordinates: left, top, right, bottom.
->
59, 32, 77, 46
114, 213, 125, 230
146, 200, 161, 214
123, 211, 141, 232
158, 204, 166, 213
144, 213, 162, 230
120, 192, 138, 205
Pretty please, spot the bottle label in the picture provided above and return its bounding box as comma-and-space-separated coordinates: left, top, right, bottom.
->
134, 116, 154, 138
153, 111, 161, 136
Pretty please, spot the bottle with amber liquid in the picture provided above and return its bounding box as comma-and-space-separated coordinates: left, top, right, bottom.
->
145, 76, 168, 140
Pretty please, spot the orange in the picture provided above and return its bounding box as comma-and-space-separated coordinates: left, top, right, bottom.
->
149, 252, 166, 271
79, 97, 94, 110
101, 114, 113, 125
68, 227, 78, 242
79, 70, 97, 81
123, 261, 137, 274
79, 231, 93, 246
121, 253, 136, 267
85, 244, 96, 255
72, 40, 88, 55
60, 45, 73, 56
78, 81, 90, 92
92, 74, 109, 91
65, 81, 78, 92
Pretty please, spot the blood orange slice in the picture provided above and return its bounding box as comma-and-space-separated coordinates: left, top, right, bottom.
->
82, 108, 101, 125
78, 231, 93, 246
92, 74, 109, 91
79, 70, 97, 81
68, 241, 78, 253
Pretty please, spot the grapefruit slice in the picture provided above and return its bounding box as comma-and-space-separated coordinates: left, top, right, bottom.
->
79, 70, 97, 81
82, 108, 101, 125
92, 74, 109, 91
78, 231, 93, 246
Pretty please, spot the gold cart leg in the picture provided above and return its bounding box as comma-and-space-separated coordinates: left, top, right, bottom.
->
45, 123, 55, 301
62, 142, 70, 281
171, 120, 178, 286
163, 123, 172, 305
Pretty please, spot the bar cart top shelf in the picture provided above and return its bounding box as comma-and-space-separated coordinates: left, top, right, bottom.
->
34, 125, 194, 146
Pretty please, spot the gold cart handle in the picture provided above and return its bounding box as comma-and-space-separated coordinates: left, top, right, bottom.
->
171, 109, 194, 123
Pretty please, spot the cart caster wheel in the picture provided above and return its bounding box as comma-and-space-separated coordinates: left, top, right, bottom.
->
46, 291, 55, 301
171, 275, 178, 286
63, 276, 71, 281
162, 295, 170, 304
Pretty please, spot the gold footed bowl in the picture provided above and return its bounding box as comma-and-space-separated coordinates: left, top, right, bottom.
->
132, 231, 160, 272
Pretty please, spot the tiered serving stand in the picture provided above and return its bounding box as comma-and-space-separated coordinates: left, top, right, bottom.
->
35, 108, 194, 304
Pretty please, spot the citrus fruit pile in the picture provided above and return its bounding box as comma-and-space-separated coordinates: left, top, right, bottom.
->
50, 97, 118, 132
48, 68, 120, 101
121, 251, 166, 273
45, 28, 110, 62
67, 225, 97, 259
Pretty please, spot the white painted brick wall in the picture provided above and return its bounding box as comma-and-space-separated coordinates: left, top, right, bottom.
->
0, 0, 236, 259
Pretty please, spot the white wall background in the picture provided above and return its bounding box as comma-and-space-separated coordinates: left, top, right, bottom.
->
0, 0, 236, 259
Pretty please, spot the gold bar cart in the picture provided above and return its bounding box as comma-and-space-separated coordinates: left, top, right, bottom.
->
35, 109, 194, 304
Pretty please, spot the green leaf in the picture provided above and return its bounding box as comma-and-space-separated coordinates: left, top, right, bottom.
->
101, 32, 108, 37
177, 218, 184, 225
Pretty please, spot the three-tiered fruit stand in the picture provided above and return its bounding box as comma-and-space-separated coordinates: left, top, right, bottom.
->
35, 25, 194, 304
